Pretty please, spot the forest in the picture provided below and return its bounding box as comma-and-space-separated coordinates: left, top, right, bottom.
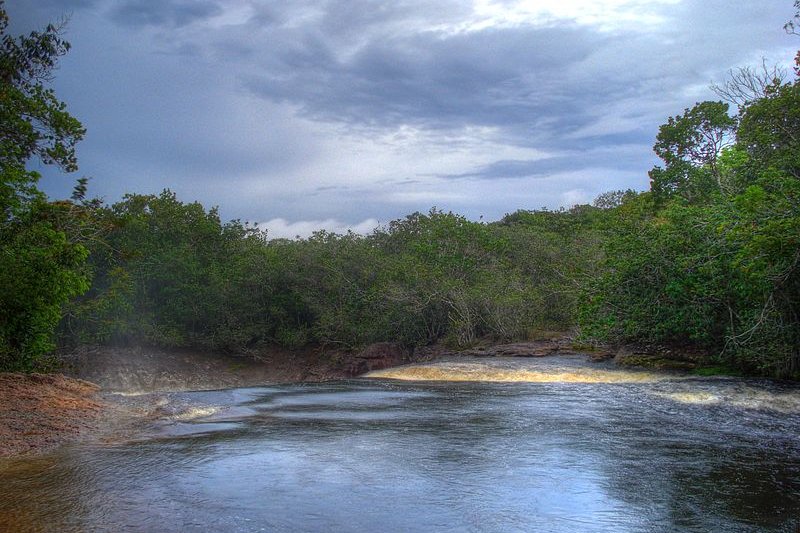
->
2, 2, 799, 378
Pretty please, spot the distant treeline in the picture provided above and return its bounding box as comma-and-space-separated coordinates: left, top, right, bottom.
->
59, 196, 601, 354
1, 3, 798, 377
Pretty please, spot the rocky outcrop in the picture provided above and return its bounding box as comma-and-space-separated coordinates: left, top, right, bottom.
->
412, 338, 598, 359
345, 342, 409, 376
461, 340, 573, 357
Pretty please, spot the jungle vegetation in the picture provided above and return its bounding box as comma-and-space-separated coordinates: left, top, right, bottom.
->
2, 2, 798, 377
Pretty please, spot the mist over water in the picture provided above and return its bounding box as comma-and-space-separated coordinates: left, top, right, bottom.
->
2, 356, 799, 532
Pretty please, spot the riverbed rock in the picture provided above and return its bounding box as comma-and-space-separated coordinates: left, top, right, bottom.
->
346, 342, 409, 376
460, 340, 576, 358
614, 347, 698, 370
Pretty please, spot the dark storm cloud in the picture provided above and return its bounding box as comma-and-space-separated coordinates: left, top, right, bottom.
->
33, 0, 96, 9
5, 0, 796, 230
110, 0, 222, 28
445, 158, 590, 180
211, 0, 739, 162
5, 0, 97, 32
242, 23, 603, 135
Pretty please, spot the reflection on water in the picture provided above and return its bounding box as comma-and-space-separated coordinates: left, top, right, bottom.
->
1, 356, 800, 533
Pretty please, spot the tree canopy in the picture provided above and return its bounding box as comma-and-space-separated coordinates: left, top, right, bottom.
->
1, 2, 799, 379
0, 2, 89, 370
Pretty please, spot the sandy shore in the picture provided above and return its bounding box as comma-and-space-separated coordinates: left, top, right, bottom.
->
0, 337, 707, 457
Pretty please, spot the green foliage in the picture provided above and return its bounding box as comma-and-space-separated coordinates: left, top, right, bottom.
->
580, 195, 734, 344
737, 82, 800, 177
592, 189, 638, 210
495, 206, 606, 331
66, 205, 592, 354
0, 202, 90, 370
649, 101, 736, 203
0, 3, 90, 370
0, 5, 84, 175
64, 191, 269, 350
579, 57, 800, 377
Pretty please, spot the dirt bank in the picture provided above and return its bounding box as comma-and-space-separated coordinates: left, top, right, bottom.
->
0, 374, 105, 457
1, 343, 415, 457
62, 343, 411, 394
1, 337, 708, 457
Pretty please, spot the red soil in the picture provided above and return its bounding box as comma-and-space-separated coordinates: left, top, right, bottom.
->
0, 373, 105, 457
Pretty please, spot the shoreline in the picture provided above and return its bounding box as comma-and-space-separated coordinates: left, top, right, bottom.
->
0, 342, 412, 458
0, 374, 105, 458
0, 338, 732, 458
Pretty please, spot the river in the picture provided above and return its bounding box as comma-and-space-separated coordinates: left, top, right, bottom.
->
1, 355, 799, 532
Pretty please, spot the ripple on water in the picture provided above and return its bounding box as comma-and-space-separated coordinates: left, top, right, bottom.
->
2, 364, 800, 533
650, 383, 800, 414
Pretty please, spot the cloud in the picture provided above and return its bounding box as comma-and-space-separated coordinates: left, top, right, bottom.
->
460, 0, 683, 32
241, 23, 603, 136
234, 1, 792, 149
561, 188, 591, 207
8, 0, 797, 228
109, 0, 222, 28
261, 218, 381, 240
163, 0, 795, 160
441, 144, 656, 180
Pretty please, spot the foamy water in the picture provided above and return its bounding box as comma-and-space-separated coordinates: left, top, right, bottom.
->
367, 361, 666, 383
651, 385, 800, 413
367, 356, 800, 413
170, 406, 221, 420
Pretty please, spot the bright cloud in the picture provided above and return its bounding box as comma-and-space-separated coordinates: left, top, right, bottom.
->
261, 218, 381, 240
7, 0, 797, 229
451, 0, 683, 33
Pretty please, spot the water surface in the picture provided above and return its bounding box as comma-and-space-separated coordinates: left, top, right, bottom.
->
2, 356, 799, 532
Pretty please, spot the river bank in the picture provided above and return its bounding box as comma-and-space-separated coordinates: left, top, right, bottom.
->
0, 342, 413, 457
0, 374, 105, 457
4, 360, 799, 532
0, 336, 724, 457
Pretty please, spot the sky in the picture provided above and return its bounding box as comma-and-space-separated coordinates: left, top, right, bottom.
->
7, 0, 798, 238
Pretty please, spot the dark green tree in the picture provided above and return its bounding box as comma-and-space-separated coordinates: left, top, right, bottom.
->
579, 45, 800, 376
649, 101, 737, 203
0, 2, 89, 370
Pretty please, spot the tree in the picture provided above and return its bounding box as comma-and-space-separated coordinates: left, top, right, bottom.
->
711, 60, 786, 108
592, 189, 637, 210
726, 79, 800, 375
0, 2, 89, 370
649, 101, 737, 202
579, 39, 800, 376
737, 82, 800, 178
